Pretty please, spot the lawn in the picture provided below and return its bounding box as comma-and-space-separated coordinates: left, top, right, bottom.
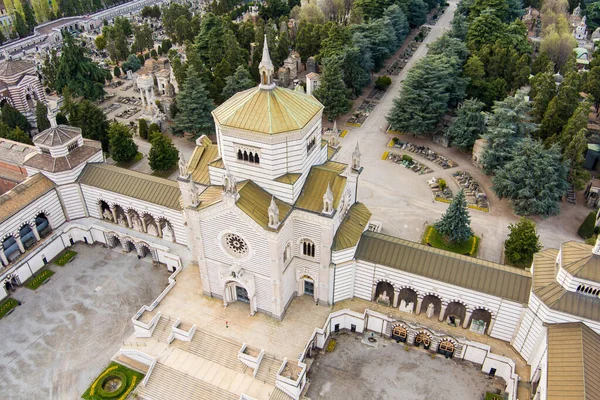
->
25, 269, 55, 290
0, 297, 18, 319
484, 393, 503, 400
54, 249, 77, 266
115, 152, 143, 169
82, 362, 144, 400
422, 225, 479, 256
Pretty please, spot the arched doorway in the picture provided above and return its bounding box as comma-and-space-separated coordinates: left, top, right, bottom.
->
420, 295, 442, 318
99, 201, 112, 220
414, 332, 431, 349
19, 224, 36, 249
35, 213, 51, 237
223, 279, 256, 315
138, 243, 151, 259
398, 288, 418, 313
113, 205, 127, 226
299, 275, 316, 300
122, 239, 134, 252
443, 302, 467, 327
437, 340, 455, 358
374, 281, 394, 306
468, 309, 492, 334
2, 236, 21, 262
110, 236, 122, 250
158, 218, 175, 241
391, 325, 407, 343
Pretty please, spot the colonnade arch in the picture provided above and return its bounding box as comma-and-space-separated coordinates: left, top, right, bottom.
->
0, 211, 53, 267
374, 280, 395, 306
98, 200, 175, 242
106, 232, 159, 262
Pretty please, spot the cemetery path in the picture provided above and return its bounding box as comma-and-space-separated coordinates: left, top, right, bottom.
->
333, 0, 586, 262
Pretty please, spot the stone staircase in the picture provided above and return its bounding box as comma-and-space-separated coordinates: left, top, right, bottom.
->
255, 354, 283, 386
136, 363, 239, 400
271, 388, 295, 400
151, 316, 175, 343
176, 328, 247, 372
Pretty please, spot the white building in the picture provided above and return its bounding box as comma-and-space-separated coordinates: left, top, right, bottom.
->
0, 38, 599, 400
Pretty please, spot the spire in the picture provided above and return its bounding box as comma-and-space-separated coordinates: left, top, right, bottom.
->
322, 182, 334, 215
258, 35, 275, 89
268, 195, 280, 229
352, 142, 361, 170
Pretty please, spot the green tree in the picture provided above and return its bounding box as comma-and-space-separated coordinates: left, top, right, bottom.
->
108, 122, 138, 163
122, 54, 142, 72
69, 100, 110, 151
314, 59, 351, 121
450, 11, 468, 40
132, 23, 154, 53
148, 132, 179, 171
578, 212, 597, 239
585, 66, 600, 112
539, 71, 580, 141
504, 218, 542, 266
23, 0, 36, 32
161, 39, 172, 54
95, 34, 107, 50
35, 101, 50, 131
113, 65, 121, 78
467, 13, 505, 51
435, 189, 473, 243
222, 65, 256, 100
0, 121, 32, 144
406, 0, 428, 27
138, 118, 149, 140
493, 138, 568, 216
446, 99, 486, 151
530, 64, 557, 122
14, 12, 28, 38
173, 66, 215, 138
1, 102, 31, 132
162, 3, 191, 39
54, 34, 109, 100
562, 128, 590, 190
148, 123, 161, 135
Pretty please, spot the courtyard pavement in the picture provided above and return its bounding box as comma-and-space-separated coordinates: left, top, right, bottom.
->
305, 333, 503, 400
0, 244, 170, 399
331, 0, 587, 262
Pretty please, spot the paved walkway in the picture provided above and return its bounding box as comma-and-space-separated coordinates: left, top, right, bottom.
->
331, 0, 587, 262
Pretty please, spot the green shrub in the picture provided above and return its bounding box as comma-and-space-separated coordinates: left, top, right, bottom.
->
96, 371, 128, 399
438, 178, 447, 191
25, 269, 55, 290
82, 362, 144, 400
578, 211, 597, 239
55, 249, 77, 266
402, 154, 412, 163
375, 75, 392, 90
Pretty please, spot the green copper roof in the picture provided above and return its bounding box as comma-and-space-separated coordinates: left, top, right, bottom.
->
332, 203, 372, 251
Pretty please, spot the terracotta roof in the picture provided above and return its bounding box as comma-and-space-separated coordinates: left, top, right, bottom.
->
332, 203, 372, 251
356, 231, 532, 303
0, 59, 34, 78
33, 125, 81, 147
296, 161, 347, 214
77, 163, 182, 210
189, 138, 219, 186
24, 143, 101, 173
212, 86, 323, 135
547, 322, 600, 400
560, 241, 600, 282
0, 173, 55, 224
236, 180, 292, 229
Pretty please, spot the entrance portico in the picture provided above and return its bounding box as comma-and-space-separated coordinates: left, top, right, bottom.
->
221, 273, 257, 316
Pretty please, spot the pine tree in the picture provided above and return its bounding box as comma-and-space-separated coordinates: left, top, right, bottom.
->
313, 60, 351, 121
538, 71, 581, 141
222, 65, 255, 101
435, 189, 473, 243
563, 128, 590, 190
69, 100, 110, 151
504, 218, 542, 267
493, 138, 568, 216
530, 64, 557, 122
0, 121, 31, 144
108, 122, 138, 163
138, 118, 149, 140
446, 99, 485, 151
113, 65, 121, 78
35, 101, 50, 131
148, 132, 179, 171
173, 66, 215, 138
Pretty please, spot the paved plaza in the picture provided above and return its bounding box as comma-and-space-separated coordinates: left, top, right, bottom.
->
305, 333, 503, 400
0, 244, 170, 399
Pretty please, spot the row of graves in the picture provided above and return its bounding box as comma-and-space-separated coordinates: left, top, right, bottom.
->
427, 173, 490, 212
385, 27, 432, 76
391, 139, 458, 169
387, 153, 433, 175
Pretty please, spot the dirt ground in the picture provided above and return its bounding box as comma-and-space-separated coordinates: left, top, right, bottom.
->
0, 243, 170, 399
306, 333, 504, 400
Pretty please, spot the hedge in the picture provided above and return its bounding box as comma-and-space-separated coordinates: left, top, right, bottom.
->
578, 211, 597, 239
0, 297, 18, 319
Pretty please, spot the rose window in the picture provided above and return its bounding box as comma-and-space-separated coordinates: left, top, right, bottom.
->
223, 233, 248, 257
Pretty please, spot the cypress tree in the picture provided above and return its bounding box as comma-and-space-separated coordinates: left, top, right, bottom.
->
313, 60, 351, 121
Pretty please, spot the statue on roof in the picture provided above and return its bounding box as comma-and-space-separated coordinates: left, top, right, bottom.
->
178, 151, 188, 178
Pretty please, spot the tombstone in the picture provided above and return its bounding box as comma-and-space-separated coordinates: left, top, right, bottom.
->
278, 67, 290, 87
377, 290, 391, 307
127, 69, 133, 80
306, 56, 316, 74
426, 302, 435, 318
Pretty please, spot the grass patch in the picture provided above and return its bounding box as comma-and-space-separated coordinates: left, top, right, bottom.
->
0, 297, 18, 319
115, 152, 143, 169
151, 166, 177, 178
54, 249, 77, 266
82, 362, 144, 400
326, 338, 337, 352
422, 225, 479, 256
24, 269, 55, 290
484, 393, 503, 400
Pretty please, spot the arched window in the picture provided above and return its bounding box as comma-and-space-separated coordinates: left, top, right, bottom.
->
237, 149, 243, 160
243, 151, 248, 161
301, 239, 315, 258
254, 154, 260, 164
249, 152, 254, 163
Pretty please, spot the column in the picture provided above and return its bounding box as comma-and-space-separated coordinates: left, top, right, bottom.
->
146, 88, 153, 106
0, 251, 8, 266
371, 283, 378, 301
139, 88, 146, 106
416, 296, 424, 315
156, 221, 162, 238
393, 288, 400, 308
141, 217, 147, 233
438, 302, 448, 322
111, 206, 117, 223
487, 317, 496, 336
32, 225, 40, 241
125, 212, 132, 228
462, 308, 473, 329
16, 236, 25, 253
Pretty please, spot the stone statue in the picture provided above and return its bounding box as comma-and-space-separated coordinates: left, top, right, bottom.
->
377, 290, 391, 307
131, 215, 142, 232
147, 223, 158, 236
188, 179, 199, 206
117, 215, 127, 227
426, 303, 435, 318
178, 152, 188, 178
399, 300, 414, 314
162, 223, 174, 242
102, 209, 113, 221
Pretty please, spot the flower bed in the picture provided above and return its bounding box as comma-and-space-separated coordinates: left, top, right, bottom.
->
25, 269, 55, 290
55, 249, 78, 266
422, 225, 479, 256
82, 362, 144, 400
0, 297, 18, 319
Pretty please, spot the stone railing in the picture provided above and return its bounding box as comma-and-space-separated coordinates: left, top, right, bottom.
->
238, 343, 265, 378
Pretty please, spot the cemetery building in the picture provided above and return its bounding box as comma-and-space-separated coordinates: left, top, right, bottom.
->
0, 58, 46, 126
0, 39, 599, 400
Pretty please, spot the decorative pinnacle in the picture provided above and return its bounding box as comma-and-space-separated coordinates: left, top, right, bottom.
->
259, 34, 273, 71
